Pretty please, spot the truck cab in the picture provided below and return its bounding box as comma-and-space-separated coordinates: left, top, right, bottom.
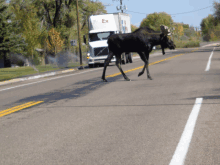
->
85, 13, 132, 68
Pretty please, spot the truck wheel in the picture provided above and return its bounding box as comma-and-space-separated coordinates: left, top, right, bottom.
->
121, 53, 126, 65
125, 53, 129, 63
89, 64, 94, 68
128, 53, 133, 63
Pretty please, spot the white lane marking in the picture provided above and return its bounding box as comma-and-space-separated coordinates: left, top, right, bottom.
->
0, 68, 103, 92
205, 47, 215, 71
169, 98, 203, 165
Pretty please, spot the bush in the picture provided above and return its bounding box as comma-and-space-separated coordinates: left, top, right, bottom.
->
174, 40, 200, 48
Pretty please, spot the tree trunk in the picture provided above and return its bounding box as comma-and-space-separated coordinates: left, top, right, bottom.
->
31, 49, 34, 60
3, 52, 6, 68
42, 54, 45, 66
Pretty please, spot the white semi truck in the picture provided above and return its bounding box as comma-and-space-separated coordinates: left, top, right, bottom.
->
84, 13, 133, 68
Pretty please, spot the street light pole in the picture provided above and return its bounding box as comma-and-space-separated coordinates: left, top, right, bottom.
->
76, 0, 83, 69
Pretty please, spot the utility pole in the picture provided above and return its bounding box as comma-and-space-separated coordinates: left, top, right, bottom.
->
120, 0, 123, 13
76, 0, 83, 69
114, 0, 127, 13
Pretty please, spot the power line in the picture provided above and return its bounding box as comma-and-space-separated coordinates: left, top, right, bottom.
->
126, 5, 212, 16
170, 5, 212, 15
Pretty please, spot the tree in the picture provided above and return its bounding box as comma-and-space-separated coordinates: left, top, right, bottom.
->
213, 1, 220, 22
33, 0, 106, 50
184, 27, 196, 38
200, 14, 216, 35
46, 28, 64, 54
183, 24, 189, 29
174, 23, 184, 40
0, 0, 26, 67
131, 24, 138, 32
200, 14, 219, 41
9, 1, 46, 60
140, 12, 173, 31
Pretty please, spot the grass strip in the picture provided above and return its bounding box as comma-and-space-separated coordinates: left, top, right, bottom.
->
0, 62, 87, 82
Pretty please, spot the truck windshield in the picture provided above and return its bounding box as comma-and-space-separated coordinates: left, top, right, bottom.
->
89, 32, 114, 42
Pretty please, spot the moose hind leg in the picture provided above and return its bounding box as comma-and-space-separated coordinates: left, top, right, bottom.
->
116, 56, 130, 81
102, 51, 114, 82
144, 52, 153, 80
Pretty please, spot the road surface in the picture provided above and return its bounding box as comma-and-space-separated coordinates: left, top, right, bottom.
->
0, 44, 220, 165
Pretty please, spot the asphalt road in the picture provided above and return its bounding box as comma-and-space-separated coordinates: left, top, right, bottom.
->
0, 44, 220, 165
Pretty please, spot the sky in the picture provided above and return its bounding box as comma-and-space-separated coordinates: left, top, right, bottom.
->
99, 0, 215, 29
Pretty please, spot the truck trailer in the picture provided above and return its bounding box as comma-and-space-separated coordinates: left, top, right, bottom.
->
84, 13, 133, 68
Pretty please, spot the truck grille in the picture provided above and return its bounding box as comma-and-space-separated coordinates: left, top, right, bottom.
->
94, 47, 109, 56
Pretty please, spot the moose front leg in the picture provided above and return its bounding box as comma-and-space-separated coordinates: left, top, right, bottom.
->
161, 45, 165, 55
138, 45, 154, 77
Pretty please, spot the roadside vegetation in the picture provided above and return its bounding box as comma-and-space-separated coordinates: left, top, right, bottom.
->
0, 62, 88, 82
140, 12, 202, 48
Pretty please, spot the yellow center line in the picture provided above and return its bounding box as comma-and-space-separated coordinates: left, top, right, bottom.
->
0, 101, 35, 115
0, 101, 44, 117
106, 52, 188, 78
106, 48, 198, 78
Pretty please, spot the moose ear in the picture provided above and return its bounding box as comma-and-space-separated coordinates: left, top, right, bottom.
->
160, 25, 170, 36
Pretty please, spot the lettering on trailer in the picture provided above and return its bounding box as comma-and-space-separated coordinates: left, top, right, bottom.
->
121, 20, 128, 33
102, 19, 108, 23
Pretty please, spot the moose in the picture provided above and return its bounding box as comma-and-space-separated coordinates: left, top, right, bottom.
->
101, 25, 176, 82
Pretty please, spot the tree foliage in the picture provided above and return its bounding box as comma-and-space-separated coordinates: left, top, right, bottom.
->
182, 24, 189, 29
184, 28, 196, 38
140, 12, 173, 31
174, 23, 184, 39
0, 1, 11, 57
131, 24, 138, 32
213, 1, 220, 22
199, 1, 220, 41
0, 0, 26, 63
10, 2, 42, 58
200, 14, 216, 35
46, 28, 64, 54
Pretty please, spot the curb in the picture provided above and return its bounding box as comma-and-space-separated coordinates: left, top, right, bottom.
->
0, 68, 78, 87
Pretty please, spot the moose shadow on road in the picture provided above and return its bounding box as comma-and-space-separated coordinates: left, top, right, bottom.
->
9, 75, 123, 107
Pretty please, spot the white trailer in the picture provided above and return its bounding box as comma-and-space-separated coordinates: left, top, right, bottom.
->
84, 13, 132, 68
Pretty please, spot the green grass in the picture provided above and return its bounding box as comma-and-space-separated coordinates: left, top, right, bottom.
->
0, 62, 87, 82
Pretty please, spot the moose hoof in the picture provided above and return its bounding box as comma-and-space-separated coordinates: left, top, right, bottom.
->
125, 78, 131, 81
102, 79, 108, 82
138, 72, 143, 77
148, 76, 153, 80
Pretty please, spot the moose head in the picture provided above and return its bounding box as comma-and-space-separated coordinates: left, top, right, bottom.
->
160, 25, 176, 54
